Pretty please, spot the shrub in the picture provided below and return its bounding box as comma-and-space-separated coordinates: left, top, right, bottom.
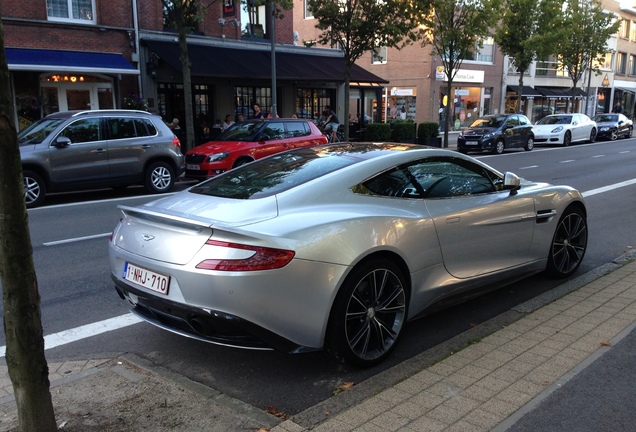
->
363, 123, 392, 141
391, 120, 416, 142
418, 122, 440, 144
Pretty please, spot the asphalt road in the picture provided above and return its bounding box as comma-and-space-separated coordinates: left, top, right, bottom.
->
3, 138, 636, 416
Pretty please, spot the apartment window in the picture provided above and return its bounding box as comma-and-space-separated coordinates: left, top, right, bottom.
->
600, 52, 613, 70
630, 55, 636, 76
304, 0, 313, 19
536, 55, 567, 77
619, 19, 629, 39
465, 37, 494, 63
46, 0, 95, 23
372, 46, 387, 64
617, 52, 627, 74
632, 21, 636, 41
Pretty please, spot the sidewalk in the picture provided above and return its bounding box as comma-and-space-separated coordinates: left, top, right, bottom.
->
0, 252, 634, 431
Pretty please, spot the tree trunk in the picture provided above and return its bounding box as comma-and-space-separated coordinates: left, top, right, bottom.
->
179, 26, 195, 153
0, 22, 58, 432
443, 79, 453, 148
516, 70, 526, 114
344, 61, 351, 142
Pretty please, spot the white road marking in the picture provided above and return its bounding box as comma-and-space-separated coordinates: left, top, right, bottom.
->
559, 160, 576, 163
592, 155, 605, 158
582, 178, 636, 197
0, 313, 142, 358
519, 165, 539, 170
43, 233, 111, 246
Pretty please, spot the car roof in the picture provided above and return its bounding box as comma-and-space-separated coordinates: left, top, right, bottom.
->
44, 110, 156, 119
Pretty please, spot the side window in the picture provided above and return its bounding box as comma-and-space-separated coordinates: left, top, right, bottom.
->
506, 115, 519, 127
286, 122, 310, 138
262, 122, 286, 140
58, 118, 101, 144
108, 117, 136, 139
518, 116, 528, 126
405, 158, 498, 198
134, 118, 157, 137
359, 168, 417, 198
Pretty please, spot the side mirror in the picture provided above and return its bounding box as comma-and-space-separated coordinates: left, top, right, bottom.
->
503, 172, 521, 192
52, 136, 71, 148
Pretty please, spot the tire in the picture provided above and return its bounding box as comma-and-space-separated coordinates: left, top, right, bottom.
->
563, 131, 571, 146
494, 140, 505, 155
524, 136, 534, 151
546, 207, 588, 278
232, 157, 253, 169
610, 130, 618, 141
626, 127, 633, 139
145, 161, 175, 194
589, 128, 596, 143
23, 170, 46, 209
325, 258, 408, 367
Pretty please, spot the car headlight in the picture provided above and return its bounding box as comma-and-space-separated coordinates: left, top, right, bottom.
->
551, 126, 564, 133
483, 132, 495, 139
206, 152, 230, 162
600, 126, 610, 132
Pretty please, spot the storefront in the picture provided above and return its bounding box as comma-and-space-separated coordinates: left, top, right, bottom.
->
6, 47, 139, 130
436, 69, 493, 131
384, 88, 416, 122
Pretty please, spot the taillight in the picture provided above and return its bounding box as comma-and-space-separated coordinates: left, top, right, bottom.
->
173, 136, 181, 148
196, 240, 295, 271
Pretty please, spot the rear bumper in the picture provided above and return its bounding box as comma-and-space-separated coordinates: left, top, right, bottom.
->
113, 276, 312, 354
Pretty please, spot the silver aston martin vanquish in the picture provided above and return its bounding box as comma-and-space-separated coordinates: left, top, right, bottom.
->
109, 143, 587, 367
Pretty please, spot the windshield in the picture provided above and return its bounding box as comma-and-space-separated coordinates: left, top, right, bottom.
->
217, 122, 263, 141
594, 114, 617, 123
470, 116, 506, 128
18, 118, 65, 144
537, 115, 572, 125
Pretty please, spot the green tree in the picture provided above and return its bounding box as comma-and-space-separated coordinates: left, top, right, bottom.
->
496, 0, 561, 113
557, 0, 619, 112
162, 0, 210, 152
308, 0, 428, 141
0, 21, 58, 432
417, 0, 502, 147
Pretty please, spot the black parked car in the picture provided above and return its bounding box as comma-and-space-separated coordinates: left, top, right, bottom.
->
457, 113, 535, 154
593, 113, 633, 140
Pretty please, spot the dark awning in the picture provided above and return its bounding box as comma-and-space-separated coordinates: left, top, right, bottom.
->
6, 47, 139, 75
506, 85, 542, 98
143, 39, 388, 84
535, 86, 587, 99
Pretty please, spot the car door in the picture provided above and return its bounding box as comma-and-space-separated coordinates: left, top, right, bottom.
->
48, 117, 110, 186
409, 157, 536, 279
505, 115, 521, 147
252, 121, 290, 159
284, 121, 323, 149
107, 116, 160, 181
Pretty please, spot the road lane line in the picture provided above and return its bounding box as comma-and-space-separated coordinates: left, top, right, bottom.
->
583, 178, 636, 197
0, 313, 142, 358
43, 232, 111, 246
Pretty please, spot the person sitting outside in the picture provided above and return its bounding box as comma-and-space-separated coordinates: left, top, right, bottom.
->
323, 105, 339, 142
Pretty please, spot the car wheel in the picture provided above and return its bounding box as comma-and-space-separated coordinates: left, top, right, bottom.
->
589, 128, 596, 143
610, 129, 618, 141
232, 157, 253, 169
494, 140, 505, 155
145, 161, 175, 193
546, 206, 587, 278
23, 170, 46, 209
563, 131, 571, 146
325, 258, 407, 367
524, 136, 534, 151
626, 127, 633, 139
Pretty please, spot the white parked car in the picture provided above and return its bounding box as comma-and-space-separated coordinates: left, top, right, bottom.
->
534, 114, 597, 146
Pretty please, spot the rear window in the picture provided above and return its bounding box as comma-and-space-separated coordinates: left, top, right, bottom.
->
189, 146, 360, 199
108, 117, 158, 139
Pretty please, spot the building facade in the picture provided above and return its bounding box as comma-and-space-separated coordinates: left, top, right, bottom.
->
2, 0, 386, 140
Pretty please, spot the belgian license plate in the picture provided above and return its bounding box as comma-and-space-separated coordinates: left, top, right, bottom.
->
123, 262, 170, 295
466, 141, 478, 146
187, 164, 200, 170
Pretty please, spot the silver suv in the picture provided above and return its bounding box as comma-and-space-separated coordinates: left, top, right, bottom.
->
18, 110, 185, 208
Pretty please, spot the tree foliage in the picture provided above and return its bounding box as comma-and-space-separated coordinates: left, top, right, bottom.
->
308, 0, 429, 140
496, 0, 561, 112
0, 21, 58, 432
417, 0, 502, 147
557, 0, 619, 111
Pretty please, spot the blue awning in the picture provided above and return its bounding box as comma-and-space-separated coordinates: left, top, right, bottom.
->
6, 48, 139, 75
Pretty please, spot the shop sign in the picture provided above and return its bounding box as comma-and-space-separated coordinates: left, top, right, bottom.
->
442, 69, 484, 83
391, 89, 415, 96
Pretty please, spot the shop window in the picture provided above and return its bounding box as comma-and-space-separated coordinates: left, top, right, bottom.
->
295, 88, 334, 121
235, 86, 275, 118
47, 0, 95, 23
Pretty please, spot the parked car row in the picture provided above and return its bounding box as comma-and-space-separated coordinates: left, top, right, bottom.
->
457, 112, 633, 155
